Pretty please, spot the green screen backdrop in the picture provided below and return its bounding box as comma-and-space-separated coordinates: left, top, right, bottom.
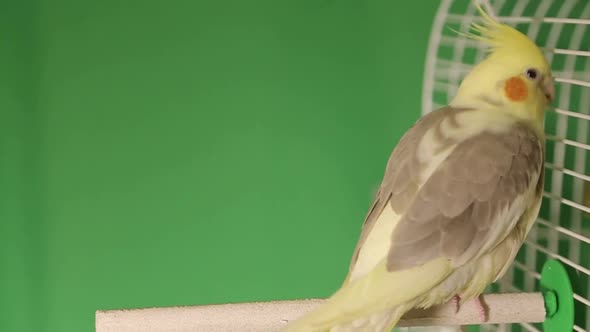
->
1, 1, 438, 331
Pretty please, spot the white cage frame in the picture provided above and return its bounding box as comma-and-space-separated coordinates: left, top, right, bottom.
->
422, 1, 590, 331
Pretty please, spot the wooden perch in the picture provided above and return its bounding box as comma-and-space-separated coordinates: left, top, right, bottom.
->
96, 292, 545, 332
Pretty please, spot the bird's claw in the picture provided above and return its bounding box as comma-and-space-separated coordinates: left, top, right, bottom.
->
474, 295, 488, 322
451, 295, 461, 314
450, 294, 487, 322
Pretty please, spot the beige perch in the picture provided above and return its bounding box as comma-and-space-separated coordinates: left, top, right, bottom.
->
95, 292, 545, 332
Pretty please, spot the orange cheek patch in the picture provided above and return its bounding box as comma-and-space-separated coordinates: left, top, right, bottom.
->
504, 76, 528, 102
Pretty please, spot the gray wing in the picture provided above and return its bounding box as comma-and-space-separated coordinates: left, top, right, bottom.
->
387, 122, 544, 271
347, 106, 464, 273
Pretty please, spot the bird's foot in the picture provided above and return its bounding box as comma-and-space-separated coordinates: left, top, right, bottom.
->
450, 294, 487, 322
451, 295, 461, 313
474, 295, 488, 322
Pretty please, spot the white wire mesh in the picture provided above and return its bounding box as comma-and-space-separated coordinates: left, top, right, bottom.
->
421, 1, 590, 331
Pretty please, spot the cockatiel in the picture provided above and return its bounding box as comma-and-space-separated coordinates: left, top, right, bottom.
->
282, 4, 554, 332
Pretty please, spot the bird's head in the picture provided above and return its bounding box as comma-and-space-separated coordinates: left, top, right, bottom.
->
450, 4, 554, 128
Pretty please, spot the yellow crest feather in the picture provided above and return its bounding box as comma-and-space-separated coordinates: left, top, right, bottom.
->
453, 3, 546, 63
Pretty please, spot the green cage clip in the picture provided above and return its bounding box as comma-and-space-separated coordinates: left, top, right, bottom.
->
540, 259, 575, 331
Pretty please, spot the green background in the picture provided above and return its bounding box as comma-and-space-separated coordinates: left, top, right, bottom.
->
1, 1, 438, 331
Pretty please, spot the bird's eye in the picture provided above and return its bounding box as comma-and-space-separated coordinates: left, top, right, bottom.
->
525, 68, 539, 80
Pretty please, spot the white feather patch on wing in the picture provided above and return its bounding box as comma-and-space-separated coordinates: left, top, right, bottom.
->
349, 203, 400, 283
416, 109, 516, 184
450, 109, 517, 138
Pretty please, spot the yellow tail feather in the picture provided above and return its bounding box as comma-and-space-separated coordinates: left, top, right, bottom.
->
282, 258, 452, 332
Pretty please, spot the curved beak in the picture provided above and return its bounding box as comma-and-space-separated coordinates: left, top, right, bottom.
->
542, 76, 555, 103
